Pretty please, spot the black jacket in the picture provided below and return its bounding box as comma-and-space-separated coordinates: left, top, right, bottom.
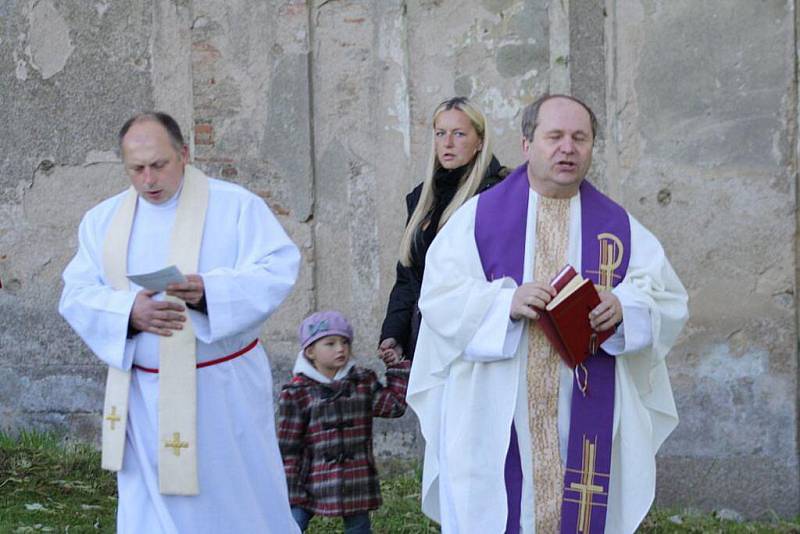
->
379, 156, 508, 358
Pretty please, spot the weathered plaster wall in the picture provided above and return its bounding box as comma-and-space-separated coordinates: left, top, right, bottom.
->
1, 0, 798, 518
606, 0, 799, 516
1, 0, 155, 439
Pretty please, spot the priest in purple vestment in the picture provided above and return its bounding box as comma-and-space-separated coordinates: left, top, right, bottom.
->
407, 95, 689, 534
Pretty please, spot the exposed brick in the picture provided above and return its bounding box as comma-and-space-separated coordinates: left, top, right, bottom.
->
191, 41, 222, 62
195, 122, 214, 146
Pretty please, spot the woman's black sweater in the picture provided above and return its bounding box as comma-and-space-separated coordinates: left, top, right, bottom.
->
379, 156, 508, 358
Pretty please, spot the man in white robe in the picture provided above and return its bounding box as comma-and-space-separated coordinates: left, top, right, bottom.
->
59, 112, 301, 533
408, 95, 689, 533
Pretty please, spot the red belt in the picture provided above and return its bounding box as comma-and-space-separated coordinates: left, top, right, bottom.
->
132, 339, 259, 374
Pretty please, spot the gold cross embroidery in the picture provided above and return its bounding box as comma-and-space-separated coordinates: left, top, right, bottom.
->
565, 436, 608, 533
164, 433, 189, 457
105, 406, 121, 431
586, 232, 624, 291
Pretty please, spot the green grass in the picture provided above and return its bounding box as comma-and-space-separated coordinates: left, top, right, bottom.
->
0, 431, 117, 533
0, 432, 798, 533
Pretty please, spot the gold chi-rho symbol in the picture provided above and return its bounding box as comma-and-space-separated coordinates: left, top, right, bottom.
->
594, 232, 623, 291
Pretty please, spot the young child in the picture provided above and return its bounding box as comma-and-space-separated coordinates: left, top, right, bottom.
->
278, 310, 410, 534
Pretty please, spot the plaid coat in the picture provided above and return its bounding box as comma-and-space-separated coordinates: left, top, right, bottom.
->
277, 357, 410, 516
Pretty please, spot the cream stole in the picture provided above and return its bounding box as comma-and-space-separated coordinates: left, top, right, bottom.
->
100, 165, 209, 495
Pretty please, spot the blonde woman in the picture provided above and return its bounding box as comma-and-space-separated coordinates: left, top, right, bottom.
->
379, 97, 508, 362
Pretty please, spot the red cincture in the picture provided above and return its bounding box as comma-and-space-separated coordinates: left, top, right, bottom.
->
133, 339, 259, 373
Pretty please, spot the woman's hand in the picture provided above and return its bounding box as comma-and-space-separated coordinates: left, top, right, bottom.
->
378, 337, 404, 365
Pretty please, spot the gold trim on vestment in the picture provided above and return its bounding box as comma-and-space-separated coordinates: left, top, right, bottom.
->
563, 435, 609, 534
527, 195, 570, 532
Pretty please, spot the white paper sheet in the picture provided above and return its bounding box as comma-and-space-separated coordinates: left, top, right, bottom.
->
127, 265, 186, 292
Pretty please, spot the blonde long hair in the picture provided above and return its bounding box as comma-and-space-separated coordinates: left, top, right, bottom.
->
399, 97, 494, 266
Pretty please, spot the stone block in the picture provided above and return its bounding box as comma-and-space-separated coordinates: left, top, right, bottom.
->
656, 455, 799, 519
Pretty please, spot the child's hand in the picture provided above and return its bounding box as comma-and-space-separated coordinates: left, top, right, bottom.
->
378, 338, 404, 365
380, 350, 402, 366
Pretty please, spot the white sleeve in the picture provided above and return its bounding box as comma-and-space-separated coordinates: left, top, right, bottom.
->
59, 212, 137, 370
463, 281, 525, 362
409, 199, 525, 533
605, 214, 688, 367
600, 299, 652, 355
191, 195, 300, 343
417, 198, 515, 369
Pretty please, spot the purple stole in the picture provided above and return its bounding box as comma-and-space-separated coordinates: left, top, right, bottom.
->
474, 164, 630, 534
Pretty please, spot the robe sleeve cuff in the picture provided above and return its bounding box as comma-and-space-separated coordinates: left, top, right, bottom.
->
463, 278, 523, 362
188, 309, 212, 343
120, 338, 136, 370
193, 270, 251, 342
189, 276, 214, 343
98, 291, 138, 370
186, 293, 208, 314
601, 285, 653, 356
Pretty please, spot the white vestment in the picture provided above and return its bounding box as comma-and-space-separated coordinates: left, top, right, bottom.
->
60, 176, 302, 534
408, 188, 689, 534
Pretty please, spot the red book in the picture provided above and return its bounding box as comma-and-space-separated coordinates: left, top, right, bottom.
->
537, 265, 613, 368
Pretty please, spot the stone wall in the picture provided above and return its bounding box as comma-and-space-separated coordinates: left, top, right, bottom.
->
606, 0, 799, 517
0, 0, 797, 518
